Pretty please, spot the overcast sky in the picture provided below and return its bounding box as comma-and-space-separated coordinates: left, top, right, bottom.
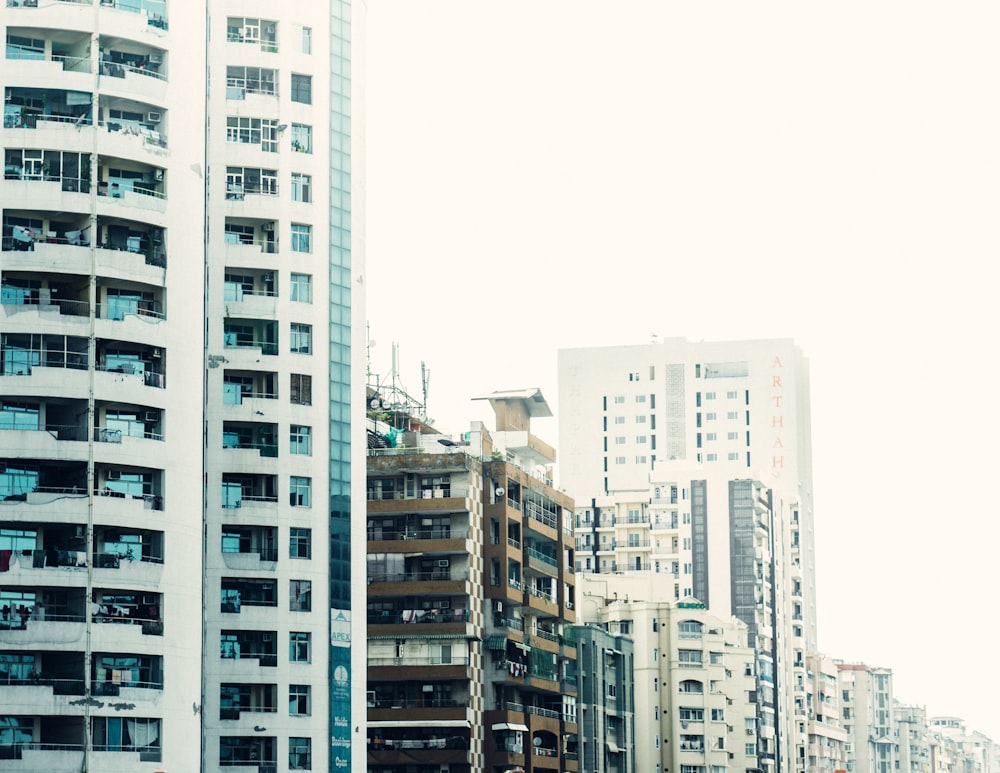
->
364, 1, 1000, 739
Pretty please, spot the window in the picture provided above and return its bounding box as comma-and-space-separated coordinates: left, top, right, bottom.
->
290, 477, 311, 507
636, 415, 647, 423
727, 432, 738, 440
679, 649, 703, 664
726, 390, 738, 399
636, 435, 647, 443
290, 736, 311, 770
290, 223, 311, 253
706, 432, 716, 441
290, 374, 312, 405
746, 744, 757, 756
615, 436, 626, 445
728, 452, 739, 460
290, 527, 311, 559
679, 679, 703, 694
291, 124, 312, 153
635, 394, 646, 403
289, 684, 311, 715
678, 620, 703, 637
226, 66, 277, 97
607, 683, 616, 698
705, 412, 716, 421
679, 707, 704, 721
92, 717, 161, 754
290, 631, 311, 662
613, 395, 625, 404
301, 26, 312, 53
291, 173, 312, 202
291, 74, 312, 104
727, 411, 739, 420
226, 116, 278, 152
290, 324, 312, 354
711, 708, 725, 721
614, 416, 625, 424
290, 425, 311, 455
290, 579, 312, 610
706, 453, 717, 462
290, 273, 312, 302
636, 455, 647, 464
615, 456, 626, 465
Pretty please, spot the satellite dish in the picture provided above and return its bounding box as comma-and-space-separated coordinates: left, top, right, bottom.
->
495, 487, 505, 497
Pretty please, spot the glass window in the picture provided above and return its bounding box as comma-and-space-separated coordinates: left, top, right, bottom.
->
290, 273, 311, 302
289, 736, 311, 770
290, 373, 312, 405
289, 477, 311, 507
290, 324, 312, 354
290, 425, 311, 455
291, 124, 312, 153
301, 26, 312, 54
290, 527, 311, 558
289, 684, 310, 715
290, 579, 311, 610
291, 74, 312, 104
291, 173, 312, 202
289, 632, 310, 662
291, 223, 311, 253
0, 401, 39, 430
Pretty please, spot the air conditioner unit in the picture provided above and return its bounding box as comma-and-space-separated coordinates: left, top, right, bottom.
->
436, 560, 450, 567
496, 601, 503, 612
147, 53, 163, 65
262, 632, 273, 641
154, 169, 164, 182
261, 221, 275, 232
151, 348, 162, 358
75, 525, 84, 538
433, 600, 450, 609
261, 273, 274, 282
146, 111, 162, 123
366, 691, 375, 707
108, 470, 121, 479
145, 411, 159, 422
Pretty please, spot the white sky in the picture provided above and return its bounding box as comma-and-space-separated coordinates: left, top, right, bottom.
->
364, 1, 1000, 740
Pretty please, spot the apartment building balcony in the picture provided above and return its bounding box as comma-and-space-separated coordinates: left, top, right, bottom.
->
367, 606, 471, 637
0, 713, 86, 768
219, 630, 279, 670
366, 568, 470, 597
218, 682, 277, 721
367, 744, 470, 768
221, 369, 278, 415
223, 219, 279, 266
220, 474, 278, 512
368, 703, 470, 725
522, 581, 558, 611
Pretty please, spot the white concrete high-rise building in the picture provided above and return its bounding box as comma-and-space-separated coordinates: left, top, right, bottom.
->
1, 2, 365, 771
560, 338, 816, 773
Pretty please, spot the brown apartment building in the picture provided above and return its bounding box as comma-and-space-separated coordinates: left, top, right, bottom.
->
366, 389, 579, 773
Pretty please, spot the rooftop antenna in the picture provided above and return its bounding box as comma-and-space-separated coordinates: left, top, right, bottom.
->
420, 361, 430, 420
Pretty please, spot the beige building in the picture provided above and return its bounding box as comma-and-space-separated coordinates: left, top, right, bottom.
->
579, 572, 759, 773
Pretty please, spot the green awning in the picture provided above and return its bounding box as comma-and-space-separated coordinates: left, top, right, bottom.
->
486, 635, 508, 651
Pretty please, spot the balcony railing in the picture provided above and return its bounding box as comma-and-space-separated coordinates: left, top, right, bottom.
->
525, 705, 560, 719
526, 547, 557, 567
367, 608, 469, 625
367, 698, 467, 710
99, 59, 165, 82
367, 655, 470, 668
368, 570, 469, 584
366, 528, 460, 542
